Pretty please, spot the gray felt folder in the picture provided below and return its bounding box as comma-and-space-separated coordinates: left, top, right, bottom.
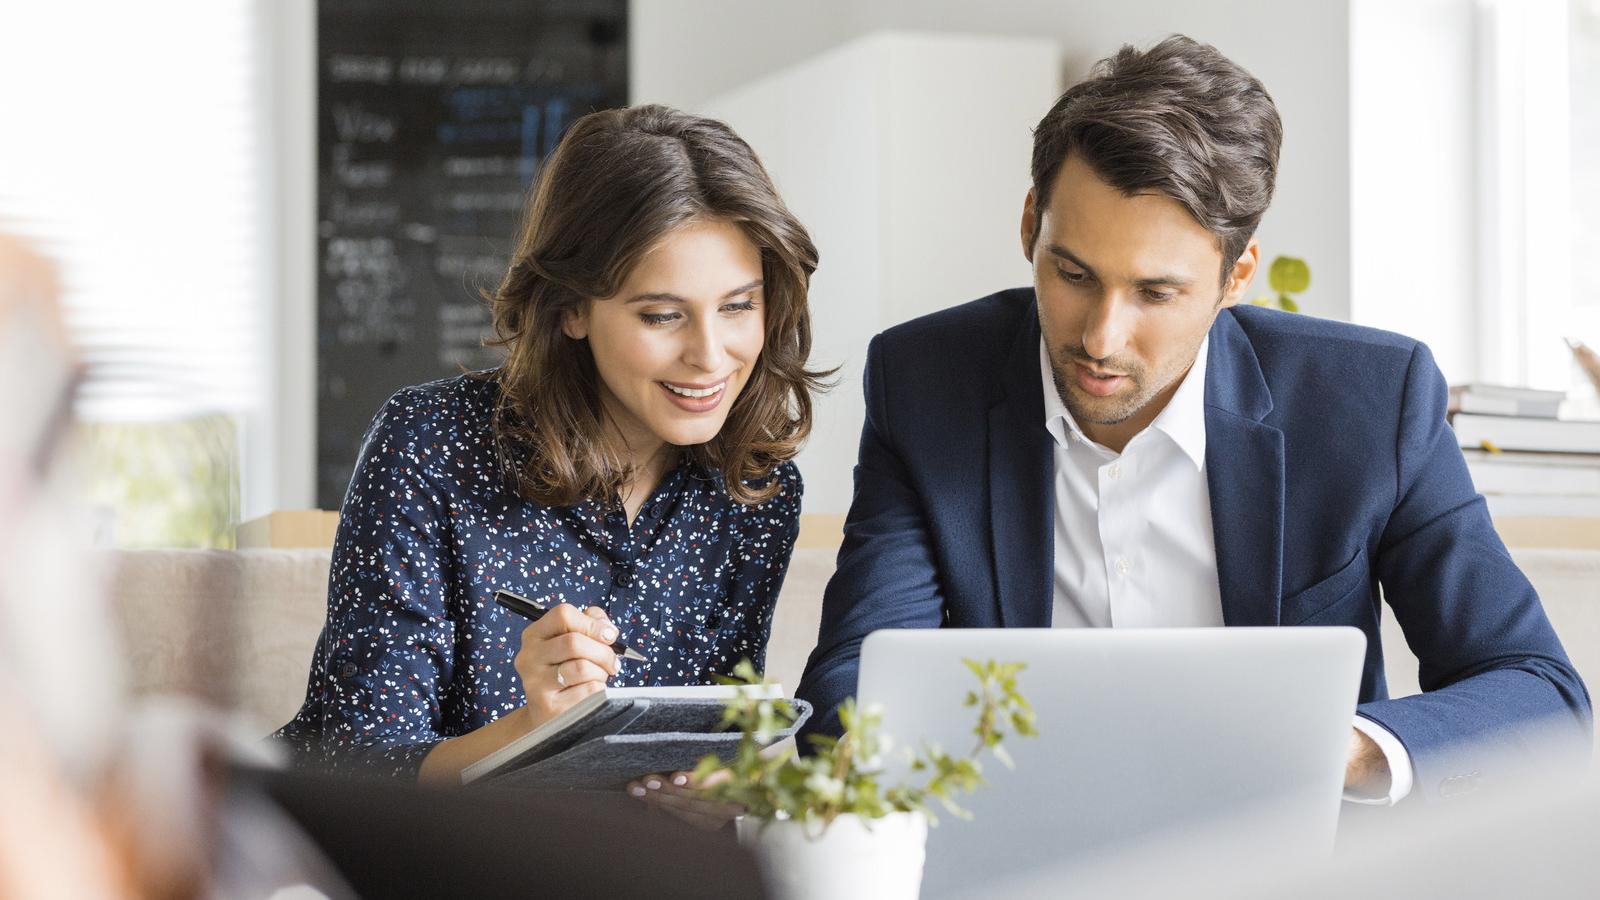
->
459, 685, 812, 790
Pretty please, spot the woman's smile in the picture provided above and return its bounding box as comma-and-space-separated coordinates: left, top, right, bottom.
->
658, 376, 732, 412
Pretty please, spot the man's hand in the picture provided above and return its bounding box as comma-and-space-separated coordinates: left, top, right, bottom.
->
1344, 727, 1391, 795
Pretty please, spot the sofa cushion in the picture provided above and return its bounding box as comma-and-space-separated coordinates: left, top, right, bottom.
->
108, 545, 1596, 746
108, 549, 332, 736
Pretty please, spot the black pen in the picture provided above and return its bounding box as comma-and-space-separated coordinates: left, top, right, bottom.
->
494, 589, 648, 663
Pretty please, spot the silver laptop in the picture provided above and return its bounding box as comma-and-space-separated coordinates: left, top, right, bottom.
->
857, 627, 1366, 896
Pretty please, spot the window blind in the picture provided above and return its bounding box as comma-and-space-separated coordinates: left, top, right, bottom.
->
0, 1, 267, 424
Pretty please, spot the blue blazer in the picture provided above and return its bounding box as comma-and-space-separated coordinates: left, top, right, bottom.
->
796, 288, 1591, 800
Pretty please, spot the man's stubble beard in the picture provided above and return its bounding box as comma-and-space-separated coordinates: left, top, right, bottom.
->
1047, 348, 1153, 427
1041, 291, 1222, 430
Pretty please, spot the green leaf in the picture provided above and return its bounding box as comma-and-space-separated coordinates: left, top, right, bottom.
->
1268, 255, 1311, 295
997, 662, 1026, 679
1279, 294, 1300, 313
702, 656, 1040, 833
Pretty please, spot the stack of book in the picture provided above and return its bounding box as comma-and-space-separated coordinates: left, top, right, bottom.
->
1449, 384, 1600, 517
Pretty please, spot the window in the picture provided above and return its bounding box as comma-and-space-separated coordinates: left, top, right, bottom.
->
1477, 0, 1598, 401
0, 2, 269, 546
1568, 0, 1600, 399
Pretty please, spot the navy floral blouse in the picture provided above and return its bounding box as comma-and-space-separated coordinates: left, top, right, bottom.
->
274, 372, 802, 777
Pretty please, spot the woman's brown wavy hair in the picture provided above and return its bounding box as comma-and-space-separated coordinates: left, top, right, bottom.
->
484, 104, 829, 507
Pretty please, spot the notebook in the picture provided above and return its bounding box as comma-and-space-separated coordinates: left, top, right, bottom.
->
459, 684, 809, 790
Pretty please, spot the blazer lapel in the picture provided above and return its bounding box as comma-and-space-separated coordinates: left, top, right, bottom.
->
1204, 310, 1285, 627
988, 303, 1054, 628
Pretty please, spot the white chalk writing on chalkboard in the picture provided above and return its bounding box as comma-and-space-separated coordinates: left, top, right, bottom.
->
443, 157, 520, 178
399, 57, 449, 84
315, 0, 628, 508
324, 197, 399, 229
433, 250, 503, 282
333, 104, 397, 143
442, 192, 524, 213
450, 58, 519, 84
437, 302, 497, 370
334, 154, 395, 191
327, 54, 393, 84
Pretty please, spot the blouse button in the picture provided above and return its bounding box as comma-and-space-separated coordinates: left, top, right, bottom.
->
338, 662, 360, 679
612, 569, 634, 588
706, 611, 724, 629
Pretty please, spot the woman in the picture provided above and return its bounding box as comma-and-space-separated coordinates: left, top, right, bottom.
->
276, 106, 827, 814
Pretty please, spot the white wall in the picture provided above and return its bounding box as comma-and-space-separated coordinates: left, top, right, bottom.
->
1349, 0, 1582, 389
628, 2, 864, 109
875, 0, 1354, 323
695, 33, 1058, 513
1349, 0, 1479, 383
632, 0, 1354, 320
697, 38, 886, 518
632, 0, 1356, 513
262, 0, 318, 516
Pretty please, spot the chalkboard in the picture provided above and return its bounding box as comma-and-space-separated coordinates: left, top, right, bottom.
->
316, 0, 627, 509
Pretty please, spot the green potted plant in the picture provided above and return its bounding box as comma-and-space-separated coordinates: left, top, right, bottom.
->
694, 659, 1036, 900
1249, 254, 1311, 312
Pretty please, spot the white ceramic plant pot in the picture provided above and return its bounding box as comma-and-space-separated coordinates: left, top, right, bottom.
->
736, 810, 929, 900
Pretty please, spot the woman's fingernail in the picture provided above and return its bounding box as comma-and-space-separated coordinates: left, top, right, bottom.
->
645, 778, 662, 790
601, 625, 618, 642
672, 774, 689, 786
629, 785, 646, 798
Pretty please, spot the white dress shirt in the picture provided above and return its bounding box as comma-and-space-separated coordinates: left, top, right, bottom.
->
1039, 335, 1413, 805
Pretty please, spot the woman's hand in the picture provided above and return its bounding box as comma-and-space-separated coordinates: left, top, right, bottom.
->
512, 604, 621, 728
420, 605, 621, 784
627, 768, 744, 831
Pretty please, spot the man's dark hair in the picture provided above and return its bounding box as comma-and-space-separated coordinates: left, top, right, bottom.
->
1031, 36, 1282, 283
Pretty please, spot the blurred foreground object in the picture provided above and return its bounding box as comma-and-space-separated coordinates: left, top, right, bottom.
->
971, 722, 1596, 900
0, 231, 66, 337
251, 766, 766, 899
0, 233, 72, 481
0, 234, 216, 898
0, 232, 122, 772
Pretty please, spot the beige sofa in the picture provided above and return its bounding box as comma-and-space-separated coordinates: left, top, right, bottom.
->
109, 546, 1599, 742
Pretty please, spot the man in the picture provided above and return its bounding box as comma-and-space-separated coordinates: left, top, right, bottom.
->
795, 36, 1590, 804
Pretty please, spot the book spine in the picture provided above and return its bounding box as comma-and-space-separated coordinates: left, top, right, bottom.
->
1456, 394, 1563, 418
1467, 462, 1600, 496
1457, 394, 1520, 416
1459, 384, 1567, 403
1484, 493, 1600, 517
1453, 416, 1600, 454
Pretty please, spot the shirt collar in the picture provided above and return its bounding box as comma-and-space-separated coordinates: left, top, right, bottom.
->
1150, 336, 1208, 470
1039, 338, 1081, 450
1038, 334, 1210, 470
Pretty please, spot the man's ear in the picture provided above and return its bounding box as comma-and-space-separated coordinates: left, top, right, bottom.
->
561, 303, 589, 340
1020, 189, 1038, 264
1219, 238, 1260, 309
